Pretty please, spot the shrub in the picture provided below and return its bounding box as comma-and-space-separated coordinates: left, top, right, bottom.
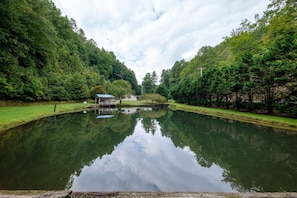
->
140, 93, 167, 103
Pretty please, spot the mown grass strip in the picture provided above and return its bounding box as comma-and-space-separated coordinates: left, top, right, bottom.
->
0, 103, 87, 132
120, 100, 161, 106
1, 100, 296, 133
120, 100, 149, 106
0, 100, 151, 132
169, 102, 297, 132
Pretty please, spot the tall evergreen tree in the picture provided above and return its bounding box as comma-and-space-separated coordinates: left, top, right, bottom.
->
142, 73, 153, 94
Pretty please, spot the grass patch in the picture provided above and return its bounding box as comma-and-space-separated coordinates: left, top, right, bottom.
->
169, 102, 297, 132
2, 100, 295, 133
120, 99, 163, 106
0, 102, 87, 132
0, 99, 163, 132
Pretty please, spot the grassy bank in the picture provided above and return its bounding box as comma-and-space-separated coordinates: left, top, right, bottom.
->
169, 102, 297, 132
1, 100, 296, 133
120, 100, 150, 106
0, 100, 150, 132
0, 102, 87, 132
120, 99, 163, 106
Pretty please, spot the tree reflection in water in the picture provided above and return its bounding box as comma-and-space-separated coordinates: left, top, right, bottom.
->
0, 109, 296, 192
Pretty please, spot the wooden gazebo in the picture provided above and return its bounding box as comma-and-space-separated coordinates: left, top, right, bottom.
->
94, 94, 116, 107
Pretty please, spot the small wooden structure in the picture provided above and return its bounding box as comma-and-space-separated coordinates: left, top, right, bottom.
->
94, 94, 116, 107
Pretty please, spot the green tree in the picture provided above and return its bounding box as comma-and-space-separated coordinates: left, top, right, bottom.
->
151, 70, 158, 92
89, 85, 107, 97
160, 69, 171, 90
142, 73, 153, 94
155, 84, 168, 99
170, 60, 187, 86
0, 0, 139, 101
111, 80, 132, 99
180, 46, 217, 79
66, 73, 89, 99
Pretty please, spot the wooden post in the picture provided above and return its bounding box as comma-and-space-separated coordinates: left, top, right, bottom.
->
53, 103, 57, 112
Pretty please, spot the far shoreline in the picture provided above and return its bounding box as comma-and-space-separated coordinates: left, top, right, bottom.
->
0, 100, 296, 133
169, 102, 297, 133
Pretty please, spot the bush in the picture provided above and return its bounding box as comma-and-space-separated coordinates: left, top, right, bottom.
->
140, 93, 167, 103
89, 85, 107, 98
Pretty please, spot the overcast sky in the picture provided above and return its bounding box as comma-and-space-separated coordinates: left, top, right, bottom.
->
51, 0, 270, 83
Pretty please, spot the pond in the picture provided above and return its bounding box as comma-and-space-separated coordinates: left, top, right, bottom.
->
0, 108, 296, 192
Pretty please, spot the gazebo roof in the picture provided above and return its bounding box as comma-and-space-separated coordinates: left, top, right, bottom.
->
95, 94, 115, 99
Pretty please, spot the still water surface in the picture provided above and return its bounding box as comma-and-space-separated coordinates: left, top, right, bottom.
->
0, 108, 296, 192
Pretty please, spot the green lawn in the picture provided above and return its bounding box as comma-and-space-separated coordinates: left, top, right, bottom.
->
169, 102, 297, 132
0, 100, 152, 132
0, 102, 86, 132
120, 99, 160, 106
121, 100, 297, 131
1, 100, 296, 133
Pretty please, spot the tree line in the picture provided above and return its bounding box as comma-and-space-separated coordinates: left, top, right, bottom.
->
158, 0, 297, 116
0, 0, 140, 101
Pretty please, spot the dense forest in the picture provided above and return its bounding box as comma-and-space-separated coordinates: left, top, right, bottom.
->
0, 0, 140, 101
158, 0, 297, 116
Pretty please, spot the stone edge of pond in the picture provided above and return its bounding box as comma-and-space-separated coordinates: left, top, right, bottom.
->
1, 191, 297, 198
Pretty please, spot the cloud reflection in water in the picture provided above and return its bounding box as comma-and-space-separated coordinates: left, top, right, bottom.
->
70, 121, 234, 192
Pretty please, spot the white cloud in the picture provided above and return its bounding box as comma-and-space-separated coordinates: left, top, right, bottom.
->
52, 0, 270, 83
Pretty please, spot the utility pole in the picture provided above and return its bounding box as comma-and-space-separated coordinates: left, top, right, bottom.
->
200, 66, 205, 77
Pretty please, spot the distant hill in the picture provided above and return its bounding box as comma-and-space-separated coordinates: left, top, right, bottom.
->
158, 0, 297, 116
0, 0, 140, 101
